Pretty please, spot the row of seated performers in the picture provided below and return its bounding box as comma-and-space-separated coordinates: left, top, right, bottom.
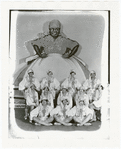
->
19, 69, 103, 126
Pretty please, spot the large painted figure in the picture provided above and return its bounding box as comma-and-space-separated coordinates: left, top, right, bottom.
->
14, 20, 89, 85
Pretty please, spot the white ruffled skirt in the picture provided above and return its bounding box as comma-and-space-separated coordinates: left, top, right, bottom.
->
24, 54, 87, 83
14, 53, 89, 85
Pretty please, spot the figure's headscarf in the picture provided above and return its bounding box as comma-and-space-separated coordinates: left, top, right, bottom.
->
49, 20, 61, 29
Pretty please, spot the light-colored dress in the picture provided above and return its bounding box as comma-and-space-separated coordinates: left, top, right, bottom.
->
40, 91, 54, 108
30, 104, 53, 121
40, 77, 60, 98
19, 75, 40, 106
92, 89, 102, 108
83, 78, 101, 103
74, 92, 89, 106
83, 78, 100, 93
68, 105, 94, 120
57, 91, 72, 109
50, 105, 71, 121
61, 77, 81, 96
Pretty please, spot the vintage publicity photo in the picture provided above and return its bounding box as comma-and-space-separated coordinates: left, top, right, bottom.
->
8, 10, 110, 138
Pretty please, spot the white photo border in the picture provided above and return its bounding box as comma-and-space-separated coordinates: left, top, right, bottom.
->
1, 1, 120, 148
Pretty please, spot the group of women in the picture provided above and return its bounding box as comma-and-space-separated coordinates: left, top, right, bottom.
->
19, 69, 103, 126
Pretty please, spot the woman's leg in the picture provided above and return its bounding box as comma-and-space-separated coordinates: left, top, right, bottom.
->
63, 116, 73, 126
73, 116, 82, 123
64, 116, 72, 123
30, 105, 35, 112
54, 115, 72, 126
78, 114, 92, 126
24, 105, 29, 119
45, 116, 54, 124
29, 107, 39, 122
33, 117, 53, 126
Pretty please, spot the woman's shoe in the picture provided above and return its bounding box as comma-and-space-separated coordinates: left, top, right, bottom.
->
24, 116, 27, 120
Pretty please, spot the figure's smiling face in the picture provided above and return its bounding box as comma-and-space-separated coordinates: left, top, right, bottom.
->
49, 27, 60, 38
49, 20, 60, 38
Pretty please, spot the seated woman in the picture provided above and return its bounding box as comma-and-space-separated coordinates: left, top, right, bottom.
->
57, 88, 72, 109
83, 70, 101, 97
30, 99, 54, 126
40, 70, 60, 99
61, 70, 82, 97
74, 88, 89, 107
68, 99, 94, 126
40, 86, 54, 109
19, 69, 40, 120
50, 98, 73, 126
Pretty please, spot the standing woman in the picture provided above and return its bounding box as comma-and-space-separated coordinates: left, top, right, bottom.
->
19, 69, 40, 120
83, 70, 101, 98
40, 70, 60, 99
61, 70, 82, 101
40, 87, 54, 109
57, 88, 73, 110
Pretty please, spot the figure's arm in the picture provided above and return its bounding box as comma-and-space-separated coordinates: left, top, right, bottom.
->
27, 38, 47, 58
68, 44, 79, 58
62, 39, 79, 58
32, 44, 48, 58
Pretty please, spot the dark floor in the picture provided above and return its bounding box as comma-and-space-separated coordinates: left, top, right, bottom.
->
14, 108, 101, 132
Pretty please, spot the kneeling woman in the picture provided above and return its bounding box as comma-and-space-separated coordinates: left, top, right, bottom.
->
50, 98, 73, 126
30, 99, 54, 126
69, 99, 94, 126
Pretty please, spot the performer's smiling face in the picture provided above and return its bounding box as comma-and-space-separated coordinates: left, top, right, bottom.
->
44, 87, 49, 95
62, 88, 67, 95
70, 72, 76, 78
48, 71, 53, 78
79, 100, 84, 107
62, 99, 69, 106
41, 100, 48, 106
90, 72, 96, 80
28, 72, 34, 77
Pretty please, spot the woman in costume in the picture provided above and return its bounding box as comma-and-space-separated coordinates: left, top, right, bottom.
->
30, 98, 54, 126
19, 69, 40, 120
57, 88, 72, 110
40, 70, 60, 99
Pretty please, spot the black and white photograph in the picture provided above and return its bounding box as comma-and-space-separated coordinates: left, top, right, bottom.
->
1, 1, 120, 148
9, 10, 110, 136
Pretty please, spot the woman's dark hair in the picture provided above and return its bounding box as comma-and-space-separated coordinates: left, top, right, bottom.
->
43, 86, 49, 91
101, 85, 104, 90
60, 88, 68, 92
41, 99, 48, 103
